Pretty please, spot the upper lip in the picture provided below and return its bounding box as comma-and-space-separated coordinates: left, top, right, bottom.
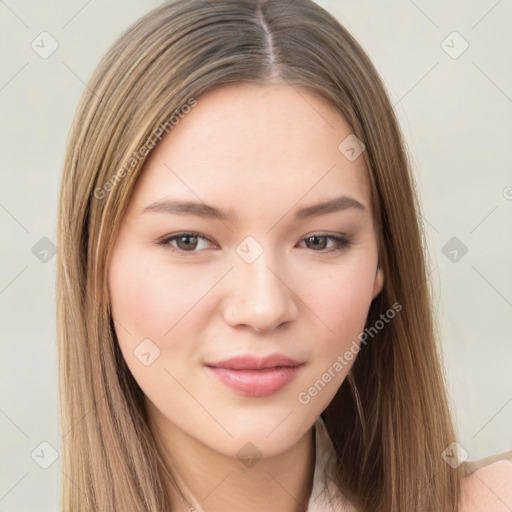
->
205, 354, 302, 370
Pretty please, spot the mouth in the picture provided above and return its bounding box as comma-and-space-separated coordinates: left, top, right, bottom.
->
204, 354, 303, 397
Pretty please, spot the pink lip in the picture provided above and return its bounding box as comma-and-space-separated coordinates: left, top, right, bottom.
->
205, 354, 303, 397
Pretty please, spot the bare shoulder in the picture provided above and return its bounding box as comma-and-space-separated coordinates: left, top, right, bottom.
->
459, 455, 512, 512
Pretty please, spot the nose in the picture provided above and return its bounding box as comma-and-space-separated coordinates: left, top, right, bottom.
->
222, 254, 299, 333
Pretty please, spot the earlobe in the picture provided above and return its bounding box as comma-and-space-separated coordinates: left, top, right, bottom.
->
372, 266, 384, 299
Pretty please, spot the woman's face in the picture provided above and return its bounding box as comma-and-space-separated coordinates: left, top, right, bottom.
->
108, 82, 383, 459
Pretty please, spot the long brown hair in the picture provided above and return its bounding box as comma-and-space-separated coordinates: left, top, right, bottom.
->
56, 0, 461, 510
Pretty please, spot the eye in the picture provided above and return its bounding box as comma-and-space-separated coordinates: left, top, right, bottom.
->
298, 234, 352, 253
157, 232, 352, 256
158, 232, 214, 254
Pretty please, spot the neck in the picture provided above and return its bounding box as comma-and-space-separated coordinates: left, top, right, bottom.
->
148, 407, 316, 512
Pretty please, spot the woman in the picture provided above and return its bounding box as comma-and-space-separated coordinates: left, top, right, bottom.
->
56, 0, 512, 510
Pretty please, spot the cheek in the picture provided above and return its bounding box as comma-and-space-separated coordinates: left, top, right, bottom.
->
109, 258, 166, 339
109, 252, 210, 342
108, 252, 209, 399
108, 251, 231, 392
304, 259, 377, 344
293, 261, 376, 411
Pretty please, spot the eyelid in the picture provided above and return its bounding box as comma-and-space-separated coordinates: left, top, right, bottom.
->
157, 231, 352, 255
157, 231, 216, 252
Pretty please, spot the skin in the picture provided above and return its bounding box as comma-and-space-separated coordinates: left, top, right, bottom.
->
460, 460, 512, 511
108, 81, 384, 512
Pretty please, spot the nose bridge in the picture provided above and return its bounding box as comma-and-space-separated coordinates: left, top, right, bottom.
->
240, 248, 281, 295
224, 239, 298, 331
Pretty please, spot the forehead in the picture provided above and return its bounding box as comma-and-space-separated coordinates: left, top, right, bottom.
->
128, 82, 370, 219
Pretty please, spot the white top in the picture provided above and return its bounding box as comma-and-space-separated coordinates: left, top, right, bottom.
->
307, 415, 354, 512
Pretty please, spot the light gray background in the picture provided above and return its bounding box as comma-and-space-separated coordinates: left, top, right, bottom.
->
1, 1, 511, 510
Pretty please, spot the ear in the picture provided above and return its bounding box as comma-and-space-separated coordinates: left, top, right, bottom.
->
371, 264, 384, 300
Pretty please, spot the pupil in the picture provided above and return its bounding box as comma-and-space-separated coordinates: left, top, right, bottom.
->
310, 236, 326, 249
178, 235, 197, 250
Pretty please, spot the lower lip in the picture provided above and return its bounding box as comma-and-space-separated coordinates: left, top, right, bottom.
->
205, 365, 302, 397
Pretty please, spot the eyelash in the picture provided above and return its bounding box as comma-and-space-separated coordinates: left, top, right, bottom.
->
157, 232, 352, 256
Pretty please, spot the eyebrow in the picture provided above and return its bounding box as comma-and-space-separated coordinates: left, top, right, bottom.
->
141, 195, 365, 222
